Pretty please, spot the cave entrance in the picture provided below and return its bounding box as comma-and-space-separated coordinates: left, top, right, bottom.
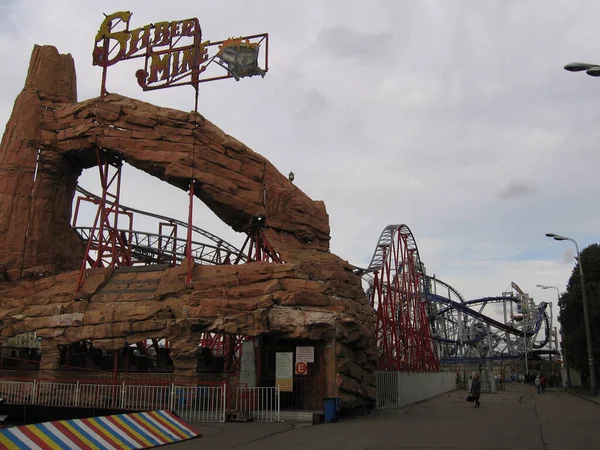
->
259, 337, 325, 411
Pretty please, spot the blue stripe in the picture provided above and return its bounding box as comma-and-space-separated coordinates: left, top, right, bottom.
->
37, 423, 72, 450
156, 410, 195, 438
3, 428, 31, 449
67, 420, 107, 449
119, 414, 162, 447
86, 417, 130, 449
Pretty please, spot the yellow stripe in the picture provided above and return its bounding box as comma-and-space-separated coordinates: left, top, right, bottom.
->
62, 421, 100, 450
150, 410, 187, 437
26, 425, 62, 450
113, 415, 153, 447
154, 410, 193, 437
0, 433, 20, 450
135, 413, 173, 443
86, 418, 129, 450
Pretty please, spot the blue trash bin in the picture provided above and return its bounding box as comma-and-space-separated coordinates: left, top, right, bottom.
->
324, 398, 339, 423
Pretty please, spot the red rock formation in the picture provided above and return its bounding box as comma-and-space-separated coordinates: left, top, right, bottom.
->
0, 45, 377, 411
0, 45, 84, 281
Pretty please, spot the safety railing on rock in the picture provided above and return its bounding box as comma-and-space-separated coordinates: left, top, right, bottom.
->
0, 380, 231, 423
235, 385, 280, 422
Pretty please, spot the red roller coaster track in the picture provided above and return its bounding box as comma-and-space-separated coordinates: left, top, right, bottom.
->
358, 224, 439, 372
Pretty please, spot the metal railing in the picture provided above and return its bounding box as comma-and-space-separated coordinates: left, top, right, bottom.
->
0, 380, 230, 423
375, 371, 457, 410
235, 385, 280, 422
375, 371, 400, 409
174, 385, 227, 423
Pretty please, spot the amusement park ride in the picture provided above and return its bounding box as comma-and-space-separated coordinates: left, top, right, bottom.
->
355, 226, 559, 371
20, 10, 557, 377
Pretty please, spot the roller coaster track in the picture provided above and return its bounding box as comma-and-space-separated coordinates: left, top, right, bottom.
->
73, 185, 245, 266
358, 224, 439, 372
73, 226, 239, 266
359, 224, 557, 369
425, 276, 554, 363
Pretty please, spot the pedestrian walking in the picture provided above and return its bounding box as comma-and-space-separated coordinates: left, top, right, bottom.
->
535, 374, 541, 394
540, 374, 547, 394
470, 373, 481, 408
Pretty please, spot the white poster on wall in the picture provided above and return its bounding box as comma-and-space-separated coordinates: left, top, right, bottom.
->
296, 346, 314, 363
276, 352, 294, 392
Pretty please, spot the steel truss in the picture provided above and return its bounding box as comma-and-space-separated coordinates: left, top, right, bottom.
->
359, 224, 439, 372
75, 149, 131, 290
425, 277, 556, 364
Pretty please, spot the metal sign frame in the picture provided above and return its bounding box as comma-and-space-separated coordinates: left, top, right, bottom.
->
93, 11, 268, 96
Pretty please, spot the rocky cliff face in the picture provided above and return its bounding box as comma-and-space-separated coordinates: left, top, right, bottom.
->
0, 45, 377, 411
0, 46, 84, 281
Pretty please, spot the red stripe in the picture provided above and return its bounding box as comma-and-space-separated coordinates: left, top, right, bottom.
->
161, 411, 200, 436
148, 411, 188, 440
128, 414, 168, 444
18, 426, 54, 450
53, 421, 89, 449
81, 418, 125, 449
104, 414, 147, 447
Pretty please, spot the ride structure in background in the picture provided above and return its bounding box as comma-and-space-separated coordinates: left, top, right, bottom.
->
357, 224, 439, 372
426, 279, 556, 365
358, 225, 558, 371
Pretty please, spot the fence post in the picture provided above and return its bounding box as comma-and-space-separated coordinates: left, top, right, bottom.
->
221, 383, 227, 423
32, 379, 38, 404
169, 383, 176, 411
75, 381, 80, 407
276, 384, 280, 422
396, 371, 402, 408
120, 382, 126, 409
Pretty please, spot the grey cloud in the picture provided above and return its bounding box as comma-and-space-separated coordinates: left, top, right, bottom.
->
498, 179, 537, 200
0, 0, 599, 305
291, 89, 330, 120
317, 26, 394, 64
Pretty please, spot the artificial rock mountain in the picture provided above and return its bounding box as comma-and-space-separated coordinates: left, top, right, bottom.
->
0, 45, 377, 410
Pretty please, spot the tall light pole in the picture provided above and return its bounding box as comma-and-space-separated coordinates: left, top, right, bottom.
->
537, 284, 571, 388
545, 233, 597, 396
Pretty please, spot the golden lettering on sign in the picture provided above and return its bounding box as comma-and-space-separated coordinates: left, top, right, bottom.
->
93, 11, 208, 90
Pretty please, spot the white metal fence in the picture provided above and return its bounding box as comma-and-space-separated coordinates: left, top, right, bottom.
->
235, 385, 280, 422
174, 385, 226, 423
0, 380, 228, 422
376, 371, 457, 410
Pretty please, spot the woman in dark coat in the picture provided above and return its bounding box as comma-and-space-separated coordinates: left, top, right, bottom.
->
470, 373, 481, 408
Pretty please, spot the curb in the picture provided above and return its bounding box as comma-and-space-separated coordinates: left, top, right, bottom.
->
567, 389, 600, 406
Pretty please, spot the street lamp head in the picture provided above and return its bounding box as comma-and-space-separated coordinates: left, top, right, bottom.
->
546, 232, 568, 241
564, 62, 600, 72
587, 67, 600, 77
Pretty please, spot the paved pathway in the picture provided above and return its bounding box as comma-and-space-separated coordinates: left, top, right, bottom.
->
168, 384, 600, 450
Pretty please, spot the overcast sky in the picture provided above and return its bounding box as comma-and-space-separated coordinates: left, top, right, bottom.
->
1, 0, 599, 325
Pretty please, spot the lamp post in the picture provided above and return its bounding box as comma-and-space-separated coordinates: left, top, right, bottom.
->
537, 284, 571, 388
545, 233, 597, 396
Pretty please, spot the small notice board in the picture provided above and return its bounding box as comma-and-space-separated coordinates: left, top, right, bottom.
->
276, 352, 294, 392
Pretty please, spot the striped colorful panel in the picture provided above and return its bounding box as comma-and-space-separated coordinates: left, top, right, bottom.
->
0, 410, 201, 449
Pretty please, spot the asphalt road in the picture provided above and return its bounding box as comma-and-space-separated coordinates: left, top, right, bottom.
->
168, 383, 600, 450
